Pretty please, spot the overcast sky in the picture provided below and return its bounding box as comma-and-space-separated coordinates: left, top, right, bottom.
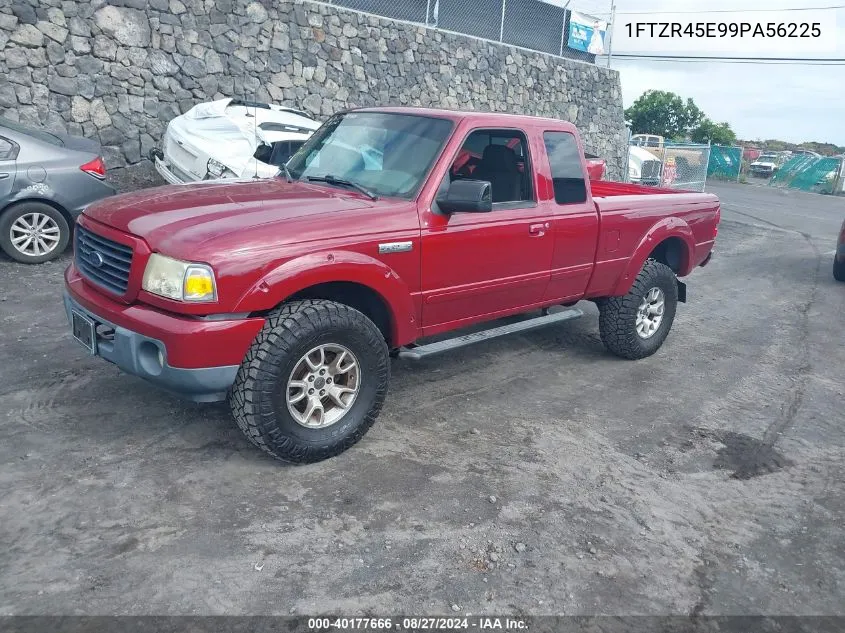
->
578, 0, 845, 145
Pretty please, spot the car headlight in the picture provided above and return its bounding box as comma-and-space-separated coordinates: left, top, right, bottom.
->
141, 253, 217, 302
206, 159, 237, 179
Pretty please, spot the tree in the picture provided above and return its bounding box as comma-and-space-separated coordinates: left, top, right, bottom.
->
624, 90, 704, 139
691, 118, 736, 145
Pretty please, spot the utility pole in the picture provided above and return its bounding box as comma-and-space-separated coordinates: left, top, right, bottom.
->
606, 0, 616, 68
558, 0, 571, 57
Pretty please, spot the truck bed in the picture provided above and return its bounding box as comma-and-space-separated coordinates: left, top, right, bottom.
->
582, 179, 720, 298
590, 180, 691, 197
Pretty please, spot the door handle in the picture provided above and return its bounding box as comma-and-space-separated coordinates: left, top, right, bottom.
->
529, 222, 550, 237
0, 173, 10, 180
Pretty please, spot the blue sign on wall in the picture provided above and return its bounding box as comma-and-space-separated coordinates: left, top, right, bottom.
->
567, 11, 607, 55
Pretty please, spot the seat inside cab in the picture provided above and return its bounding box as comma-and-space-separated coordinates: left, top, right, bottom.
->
450, 130, 532, 203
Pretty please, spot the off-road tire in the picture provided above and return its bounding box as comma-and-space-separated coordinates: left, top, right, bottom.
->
229, 299, 390, 463
0, 202, 70, 264
598, 259, 678, 360
833, 255, 845, 282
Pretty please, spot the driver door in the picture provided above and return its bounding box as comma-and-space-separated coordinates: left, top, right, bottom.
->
419, 128, 554, 333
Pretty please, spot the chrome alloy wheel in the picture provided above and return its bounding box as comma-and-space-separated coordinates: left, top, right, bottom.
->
10, 212, 62, 258
635, 287, 665, 339
286, 344, 360, 428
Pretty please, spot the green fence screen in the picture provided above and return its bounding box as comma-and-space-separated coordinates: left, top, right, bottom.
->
770, 156, 843, 193
707, 146, 742, 181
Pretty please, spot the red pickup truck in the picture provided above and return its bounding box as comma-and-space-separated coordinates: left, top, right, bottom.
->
64, 107, 719, 463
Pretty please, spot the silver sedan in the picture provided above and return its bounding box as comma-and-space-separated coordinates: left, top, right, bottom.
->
0, 117, 116, 264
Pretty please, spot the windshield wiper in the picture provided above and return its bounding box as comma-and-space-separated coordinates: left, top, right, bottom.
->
307, 174, 378, 201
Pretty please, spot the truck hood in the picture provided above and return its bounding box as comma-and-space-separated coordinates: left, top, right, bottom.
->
83, 178, 375, 260
628, 145, 659, 168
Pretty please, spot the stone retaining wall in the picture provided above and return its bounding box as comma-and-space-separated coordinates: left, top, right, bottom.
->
0, 0, 627, 177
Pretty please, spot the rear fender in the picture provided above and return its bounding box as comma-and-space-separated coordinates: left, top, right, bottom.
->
611, 218, 695, 296
233, 250, 418, 345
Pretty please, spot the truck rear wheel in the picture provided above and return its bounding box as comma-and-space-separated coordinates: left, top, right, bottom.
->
229, 299, 390, 463
598, 259, 678, 360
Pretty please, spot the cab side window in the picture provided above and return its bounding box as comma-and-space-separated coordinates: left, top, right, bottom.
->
450, 129, 533, 204
543, 131, 587, 205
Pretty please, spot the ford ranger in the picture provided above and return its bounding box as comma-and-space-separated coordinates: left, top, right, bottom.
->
64, 108, 720, 463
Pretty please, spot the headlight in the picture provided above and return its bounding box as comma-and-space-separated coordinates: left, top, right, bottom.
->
206, 159, 237, 179
629, 165, 641, 179
141, 253, 217, 302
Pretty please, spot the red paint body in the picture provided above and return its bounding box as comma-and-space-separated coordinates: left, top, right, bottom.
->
66, 108, 720, 369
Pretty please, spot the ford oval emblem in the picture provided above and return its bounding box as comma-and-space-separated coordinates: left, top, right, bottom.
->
89, 251, 105, 268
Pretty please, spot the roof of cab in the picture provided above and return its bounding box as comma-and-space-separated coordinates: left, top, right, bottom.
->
351, 106, 578, 131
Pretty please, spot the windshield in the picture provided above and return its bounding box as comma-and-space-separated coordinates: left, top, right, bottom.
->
286, 112, 453, 199
758, 154, 779, 162
0, 117, 63, 146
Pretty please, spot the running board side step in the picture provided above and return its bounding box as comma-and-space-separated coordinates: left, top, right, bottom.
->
397, 308, 583, 360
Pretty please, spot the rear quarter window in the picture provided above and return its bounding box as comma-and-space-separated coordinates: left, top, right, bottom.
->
543, 131, 587, 205
0, 117, 63, 147
0, 137, 18, 160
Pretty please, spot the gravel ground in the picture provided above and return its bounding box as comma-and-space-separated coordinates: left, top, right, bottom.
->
107, 161, 166, 194
0, 174, 843, 616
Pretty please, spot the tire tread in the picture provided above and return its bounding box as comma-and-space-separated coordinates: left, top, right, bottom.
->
229, 299, 389, 463
598, 259, 678, 360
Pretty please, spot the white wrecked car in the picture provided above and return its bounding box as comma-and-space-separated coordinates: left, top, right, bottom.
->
151, 98, 321, 184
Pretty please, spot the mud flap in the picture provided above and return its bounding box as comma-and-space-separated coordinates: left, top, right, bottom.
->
677, 279, 687, 303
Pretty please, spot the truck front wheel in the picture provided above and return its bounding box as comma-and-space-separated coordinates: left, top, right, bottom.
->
597, 260, 678, 360
229, 299, 390, 463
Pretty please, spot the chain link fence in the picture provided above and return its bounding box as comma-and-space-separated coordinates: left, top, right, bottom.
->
661, 143, 710, 192
324, 0, 614, 63
625, 141, 711, 192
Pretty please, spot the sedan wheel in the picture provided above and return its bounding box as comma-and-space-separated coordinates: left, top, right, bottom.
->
10, 212, 62, 258
0, 202, 70, 264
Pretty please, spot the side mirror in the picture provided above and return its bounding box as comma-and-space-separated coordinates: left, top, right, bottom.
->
253, 142, 272, 162
436, 179, 493, 214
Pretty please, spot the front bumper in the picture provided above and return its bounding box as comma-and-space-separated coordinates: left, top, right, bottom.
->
629, 176, 660, 187
64, 266, 265, 403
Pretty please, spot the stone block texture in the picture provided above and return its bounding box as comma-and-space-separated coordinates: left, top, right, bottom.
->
0, 0, 627, 176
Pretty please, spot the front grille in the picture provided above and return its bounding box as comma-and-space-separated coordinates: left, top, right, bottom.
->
75, 224, 134, 294
642, 160, 662, 179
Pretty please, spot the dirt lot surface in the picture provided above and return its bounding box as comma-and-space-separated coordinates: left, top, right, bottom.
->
1, 172, 843, 616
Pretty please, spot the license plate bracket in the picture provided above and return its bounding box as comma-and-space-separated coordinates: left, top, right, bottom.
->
71, 309, 97, 355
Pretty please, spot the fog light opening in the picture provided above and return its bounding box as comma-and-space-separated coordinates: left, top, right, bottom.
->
138, 341, 165, 377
